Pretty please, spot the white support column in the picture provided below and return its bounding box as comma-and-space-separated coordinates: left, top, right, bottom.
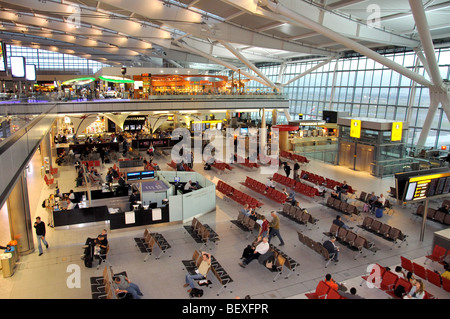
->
218, 40, 277, 89
414, 48, 432, 80
416, 91, 440, 148
328, 57, 340, 111
409, 0, 443, 87
282, 57, 335, 87
263, 0, 433, 88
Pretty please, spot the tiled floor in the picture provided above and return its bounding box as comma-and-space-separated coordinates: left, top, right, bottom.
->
0, 148, 449, 300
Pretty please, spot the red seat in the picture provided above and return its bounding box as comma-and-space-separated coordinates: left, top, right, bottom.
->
386, 278, 412, 298
305, 281, 330, 299
412, 262, 427, 280
400, 256, 413, 273
425, 245, 447, 264
442, 277, 450, 293
325, 288, 342, 299
426, 269, 442, 287
379, 271, 398, 291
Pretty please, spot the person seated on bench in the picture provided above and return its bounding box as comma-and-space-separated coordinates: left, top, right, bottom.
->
113, 275, 144, 299
340, 180, 349, 193
332, 215, 353, 230
367, 192, 377, 207
239, 204, 252, 217
403, 279, 425, 299
338, 287, 364, 299
331, 190, 340, 200
241, 236, 263, 260
239, 237, 270, 268
282, 188, 296, 204
323, 236, 339, 262
372, 194, 385, 212
314, 182, 326, 197
324, 273, 347, 292
264, 178, 275, 192
184, 252, 211, 293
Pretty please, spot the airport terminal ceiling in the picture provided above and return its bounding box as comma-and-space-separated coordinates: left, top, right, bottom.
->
0, 0, 449, 71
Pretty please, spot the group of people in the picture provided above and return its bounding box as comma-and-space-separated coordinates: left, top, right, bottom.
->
365, 192, 386, 213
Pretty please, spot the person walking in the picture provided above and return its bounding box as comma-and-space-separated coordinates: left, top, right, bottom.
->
45, 194, 55, 228
283, 162, 291, 178
34, 216, 48, 256
268, 211, 285, 246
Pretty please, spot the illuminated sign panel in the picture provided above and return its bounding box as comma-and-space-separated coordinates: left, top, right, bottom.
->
391, 122, 403, 141
350, 119, 361, 138
404, 172, 450, 201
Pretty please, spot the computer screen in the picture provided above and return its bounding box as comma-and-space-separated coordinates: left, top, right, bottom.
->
140, 171, 155, 180
240, 127, 248, 135
126, 172, 141, 181
174, 177, 180, 183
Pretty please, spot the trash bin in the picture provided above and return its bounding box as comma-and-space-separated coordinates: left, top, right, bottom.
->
4, 246, 17, 264
1, 253, 14, 278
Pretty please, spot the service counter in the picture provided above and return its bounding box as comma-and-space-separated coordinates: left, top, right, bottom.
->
53, 206, 110, 227
109, 206, 170, 230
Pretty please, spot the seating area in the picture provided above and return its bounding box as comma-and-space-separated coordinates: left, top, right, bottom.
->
216, 180, 263, 209
230, 211, 261, 238
325, 196, 359, 217
413, 204, 450, 225
272, 172, 319, 198
167, 160, 194, 171
241, 176, 287, 204
279, 150, 309, 164
400, 254, 450, 293
300, 170, 356, 194
235, 155, 260, 169
211, 161, 233, 172
134, 229, 172, 261
296, 231, 338, 268
182, 250, 234, 296
279, 203, 319, 229
360, 264, 437, 299
323, 223, 378, 260
358, 216, 409, 249
90, 266, 127, 299
305, 280, 347, 299
183, 217, 219, 250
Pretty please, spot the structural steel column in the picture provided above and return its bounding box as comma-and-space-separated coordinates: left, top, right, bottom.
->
40, 131, 52, 170
7, 173, 34, 255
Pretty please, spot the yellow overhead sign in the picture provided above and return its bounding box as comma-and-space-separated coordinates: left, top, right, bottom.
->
391, 122, 403, 141
350, 119, 361, 138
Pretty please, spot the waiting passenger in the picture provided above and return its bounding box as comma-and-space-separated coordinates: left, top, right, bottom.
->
332, 215, 353, 230
184, 252, 211, 293
324, 273, 347, 292
239, 237, 270, 268
323, 236, 339, 262
403, 279, 425, 299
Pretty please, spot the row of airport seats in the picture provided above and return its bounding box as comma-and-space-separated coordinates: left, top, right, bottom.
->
296, 231, 336, 268
305, 280, 347, 299
361, 264, 437, 299
182, 250, 233, 296
235, 155, 260, 169
323, 223, 377, 260
184, 217, 219, 250
134, 229, 172, 261
279, 203, 319, 229
242, 176, 287, 204
414, 204, 450, 225
300, 169, 355, 194
326, 196, 359, 217
358, 216, 408, 248
272, 173, 319, 198
401, 252, 450, 292
167, 160, 194, 171
216, 180, 263, 209
279, 150, 309, 164
90, 266, 128, 299
211, 161, 233, 171
231, 211, 261, 239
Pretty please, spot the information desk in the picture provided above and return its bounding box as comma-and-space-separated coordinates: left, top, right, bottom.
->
53, 206, 110, 227
109, 206, 170, 230
53, 205, 170, 229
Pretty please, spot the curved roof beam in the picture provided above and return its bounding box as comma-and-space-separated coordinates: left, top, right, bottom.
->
93, 0, 333, 56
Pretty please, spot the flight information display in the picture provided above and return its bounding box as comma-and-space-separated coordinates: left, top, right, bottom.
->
403, 172, 450, 201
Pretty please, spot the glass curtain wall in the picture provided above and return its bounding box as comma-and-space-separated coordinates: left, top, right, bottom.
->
6, 45, 109, 74
247, 47, 450, 149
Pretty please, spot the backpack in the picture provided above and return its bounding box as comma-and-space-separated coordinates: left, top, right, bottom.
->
42, 200, 46, 208
84, 256, 93, 268
189, 288, 204, 298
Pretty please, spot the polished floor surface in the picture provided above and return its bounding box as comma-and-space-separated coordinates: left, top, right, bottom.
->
0, 148, 449, 300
